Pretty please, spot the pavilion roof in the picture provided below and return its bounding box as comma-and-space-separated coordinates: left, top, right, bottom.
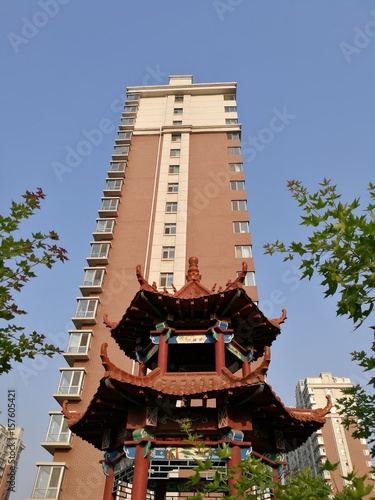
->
106, 257, 286, 361
63, 344, 331, 451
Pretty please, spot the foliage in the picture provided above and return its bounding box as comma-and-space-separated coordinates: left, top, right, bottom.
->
179, 419, 374, 499
0, 188, 68, 373
264, 179, 375, 456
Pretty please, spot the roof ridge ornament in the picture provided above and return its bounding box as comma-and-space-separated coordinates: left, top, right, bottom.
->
186, 256, 201, 282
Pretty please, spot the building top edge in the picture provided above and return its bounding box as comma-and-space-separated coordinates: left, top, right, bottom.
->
126, 81, 237, 96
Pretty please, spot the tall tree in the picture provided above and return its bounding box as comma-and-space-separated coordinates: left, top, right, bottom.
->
264, 179, 375, 456
0, 188, 68, 374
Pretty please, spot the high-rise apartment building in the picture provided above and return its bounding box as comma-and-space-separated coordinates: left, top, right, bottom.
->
30, 76, 258, 499
0, 425, 25, 500
287, 372, 374, 493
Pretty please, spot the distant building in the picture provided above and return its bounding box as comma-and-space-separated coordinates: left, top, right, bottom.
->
0, 425, 25, 500
287, 372, 374, 493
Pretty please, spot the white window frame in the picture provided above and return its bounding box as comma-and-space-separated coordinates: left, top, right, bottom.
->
237, 271, 256, 286
123, 105, 138, 113
95, 219, 115, 234
175, 95, 184, 102
225, 106, 237, 112
74, 298, 99, 319
100, 198, 119, 211
224, 94, 236, 101
160, 273, 174, 287
173, 108, 183, 115
117, 131, 132, 140
173, 120, 182, 125
166, 202, 178, 213
228, 147, 241, 155
230, 181, 245, 190
121, 117, 135, 125
113, 145, 129, 155
32, 463, 66, 499
105, 179, 123, 191
235, 245, 252, 258
227, 132, 240, 140
167, 183, 179, 193
56, 369, 85, 396
82, 268, 105, 287
164, 223, 177, 235
162, 246, 175, 260
228, 163, 243, 172
126, 93, 139, 101
89, 242, 110, 259
45, 413, 71, 444
66, 330, 92, 354
169, 165, 180, 174
226, 118, 238, 124
170, 149, 181, 157
231, 200, 247, 211
233, 221, 249, 233
171, 133, 181, 142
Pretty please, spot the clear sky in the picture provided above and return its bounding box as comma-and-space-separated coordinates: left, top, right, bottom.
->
0, 1, 374, 498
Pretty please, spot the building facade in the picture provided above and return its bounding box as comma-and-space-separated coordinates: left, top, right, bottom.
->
30, 76, 258, 499
0, 425, 25, 500
287, 372, 374, 493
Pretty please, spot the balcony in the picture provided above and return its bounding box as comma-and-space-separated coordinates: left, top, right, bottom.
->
116, 131, 132, 143
93, 219, 115, 241
98, 198, 119, 217
53, 368, 85, 404
112, 145, 129, 160
63, 330, 92, 366
71, 298, 99, 328
79, 268, 105, 296
41, 413, 73, 453
108, 162, 126, 178
86, 242, 110, 266
103, 179, 123, 197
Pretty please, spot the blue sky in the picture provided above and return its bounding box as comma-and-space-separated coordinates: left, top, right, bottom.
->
1, 1, 374, 498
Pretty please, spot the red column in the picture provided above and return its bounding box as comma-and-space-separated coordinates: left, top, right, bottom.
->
138, 361, 147, 376
242, 359, 250, 376
215, 332, 225, 375
131, 444, 151, 500
102, 465, 115, 500
158, 333, 168, 375
228, 444, 242, 496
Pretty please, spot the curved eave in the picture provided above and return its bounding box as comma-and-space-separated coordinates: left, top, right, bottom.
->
110, 287, 281, 360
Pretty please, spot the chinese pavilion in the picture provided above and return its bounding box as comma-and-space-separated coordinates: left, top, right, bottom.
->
63, 257, 331, 500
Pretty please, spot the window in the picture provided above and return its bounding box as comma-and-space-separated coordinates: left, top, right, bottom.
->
160, 273, 174, 287
162, 246, 175, 259
169, 165, 180, 174
175, 95, 184, 102
74, 298, 98, 319
231, 200, 247, 211
109, 162, 126, 174
171, 133, 181, 142
126, 93, 139, 101
233, 221, 249, 233
228, 162, 243, 172
230, 181, 245, 190
89, 243, 110, 259
238, 271, 256, 286
228, 147, 241, 155
105, 179, 123, 191
117, 131, 132, 140
57, 369, 85, 395
227, 132, 240, 140
121, 117, 135, 125
32, 464, 66, 499
363, 449, 370, 455
100, 198, 119, 212
164, 223, 177, 235
235, 245, 252, 258
123, 105, 137, 113
167, 183, 179, 193
224, 94, 236, 101
166, 202, 178, 213
226, 118, 238, 124
95, 219, 114, 233
113, 145, 129, 156
45, 414, 71, 443
170, 149, 181, 157
82, 268, 105, 287
173, 120, 182, 125
66, 331, 91, 354
174, 108, 183, 114
225, 106, 237, 112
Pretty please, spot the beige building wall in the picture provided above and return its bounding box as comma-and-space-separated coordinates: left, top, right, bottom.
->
30, 76, 258, 499
288, 372, 374, 495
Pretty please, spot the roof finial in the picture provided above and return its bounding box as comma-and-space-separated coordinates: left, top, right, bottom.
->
186, 256, 201, 282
